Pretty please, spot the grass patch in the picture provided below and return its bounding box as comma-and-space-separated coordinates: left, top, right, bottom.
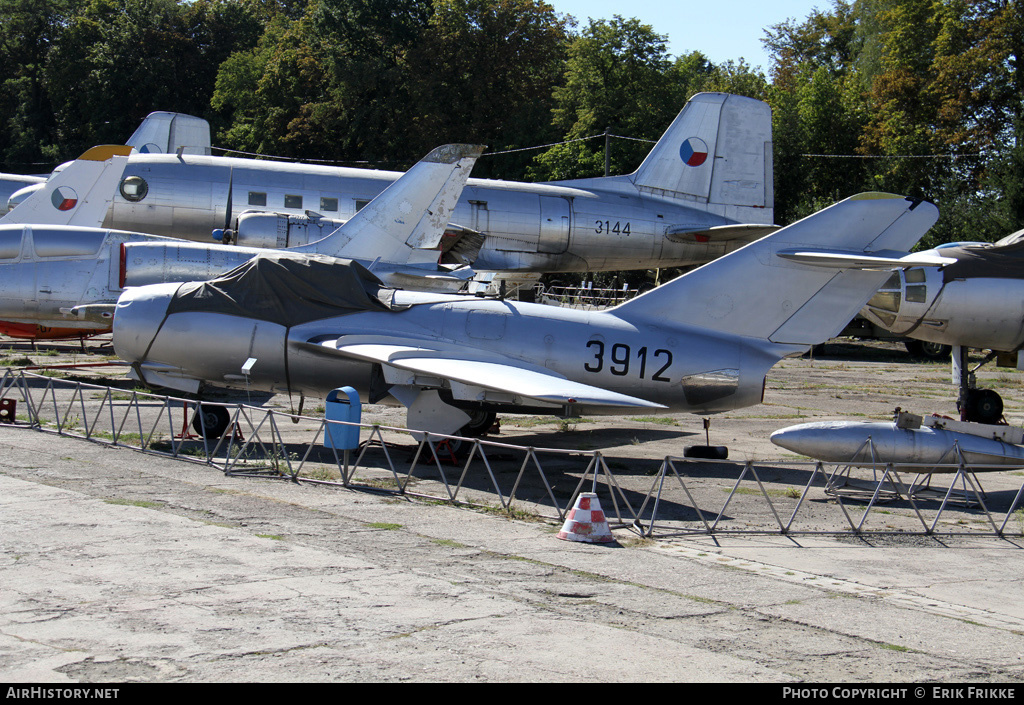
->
723, 486, 802, 498
473, 502, 544, 522
365, 522, 402, 530
634, 416, 678, 426
502, 415, 591, 429
0, 356, 33, 366
104, 498, 162, 509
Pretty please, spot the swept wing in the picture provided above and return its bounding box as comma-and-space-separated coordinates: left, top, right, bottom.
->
306, 337, 665, 410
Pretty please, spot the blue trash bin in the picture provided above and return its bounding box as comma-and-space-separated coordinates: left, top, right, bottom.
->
324, 387, 360, 450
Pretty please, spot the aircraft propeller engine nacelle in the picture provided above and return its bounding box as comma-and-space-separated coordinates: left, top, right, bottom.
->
216, 210, 347, 248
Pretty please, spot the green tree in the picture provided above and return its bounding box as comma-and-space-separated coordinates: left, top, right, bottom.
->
763, 0, 869, 224
43, 0, 265, 160
0, 0, 75, 169
764, 0, 859, 82
931, 0, 1024, 235
858, 0, 950, 197
307, 0, 434, 163
405, 0, 570, 178
529, 16, 695, 181
212, 9, 334, 159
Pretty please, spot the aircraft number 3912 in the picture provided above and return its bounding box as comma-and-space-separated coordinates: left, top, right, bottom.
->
584, 340, 672, 381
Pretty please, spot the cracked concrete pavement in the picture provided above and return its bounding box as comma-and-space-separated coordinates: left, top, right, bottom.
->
2, 339, 1024, 682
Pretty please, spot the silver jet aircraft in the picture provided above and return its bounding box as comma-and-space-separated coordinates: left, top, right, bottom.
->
10, 93, 776, 275
111, 193, 938, 441
859, 231, 1024, 422
0, 142, 485, 340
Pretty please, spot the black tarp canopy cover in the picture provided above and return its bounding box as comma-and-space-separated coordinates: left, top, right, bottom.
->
166, 253, 401, 326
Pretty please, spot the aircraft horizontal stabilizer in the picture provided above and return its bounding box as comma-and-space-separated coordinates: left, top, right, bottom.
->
775, 248, 957, 270
666, 223, 779, 244
379, 267, 476, 293
313, 339, 666, 410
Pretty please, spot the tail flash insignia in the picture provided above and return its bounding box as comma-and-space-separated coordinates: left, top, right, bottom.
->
680, 137, 708, 167
51, 186, 78, 211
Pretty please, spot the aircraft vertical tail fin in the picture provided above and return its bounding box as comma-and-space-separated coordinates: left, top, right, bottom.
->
297, 144, 484, 266
126, 111, 212, 156
0, 145, 132, 227
611, 193, 938, 347
629, 92, 774, 225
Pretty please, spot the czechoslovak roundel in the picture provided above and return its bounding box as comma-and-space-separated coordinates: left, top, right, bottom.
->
51, 186, 78, 211
679, 137, 708, 167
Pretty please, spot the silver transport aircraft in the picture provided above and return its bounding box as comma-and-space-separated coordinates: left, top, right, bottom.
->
860, 231, 1024, 422
8, 93, 777, 277
0, 142, 486, 340
111, 193, 939, 442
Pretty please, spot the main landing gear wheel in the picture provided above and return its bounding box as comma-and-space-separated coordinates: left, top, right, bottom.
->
459, 411, 497, 438
193, 404, 231, 439
962, 388, 1003, 425
905, 340, 952, 361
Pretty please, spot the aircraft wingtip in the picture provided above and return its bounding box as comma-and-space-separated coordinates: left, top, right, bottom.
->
423, 144, 486, 164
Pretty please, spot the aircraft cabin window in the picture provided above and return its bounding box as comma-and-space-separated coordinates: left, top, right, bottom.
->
119, 176, 148, 202
355, 199, 370, 212
905, 268, 926, 283
248, 192, 267, 207
285, 194, 302, 209
906, 285, 927, 303
866, 290, 901, 313
321, 197, 339, 212
0, 231, 21, 258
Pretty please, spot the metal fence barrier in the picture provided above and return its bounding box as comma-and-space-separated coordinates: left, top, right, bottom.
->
4, 368, 1024, 539
539, 284, 639, 310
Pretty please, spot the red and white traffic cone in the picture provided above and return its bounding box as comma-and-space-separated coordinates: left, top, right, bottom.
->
557, 492, 615, 543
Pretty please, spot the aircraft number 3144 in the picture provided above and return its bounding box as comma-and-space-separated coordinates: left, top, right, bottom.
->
594, 221, 631, 235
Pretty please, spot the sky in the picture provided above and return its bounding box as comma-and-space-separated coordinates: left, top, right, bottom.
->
545, 0, 829, 72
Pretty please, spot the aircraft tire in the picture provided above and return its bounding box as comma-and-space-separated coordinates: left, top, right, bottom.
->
460, 411, 497, 438
904, 340, 952, 360
963, 388, 1003, 425
435, 436, 474, 461
683, 445, 729, 460
193, 404, 231, 439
